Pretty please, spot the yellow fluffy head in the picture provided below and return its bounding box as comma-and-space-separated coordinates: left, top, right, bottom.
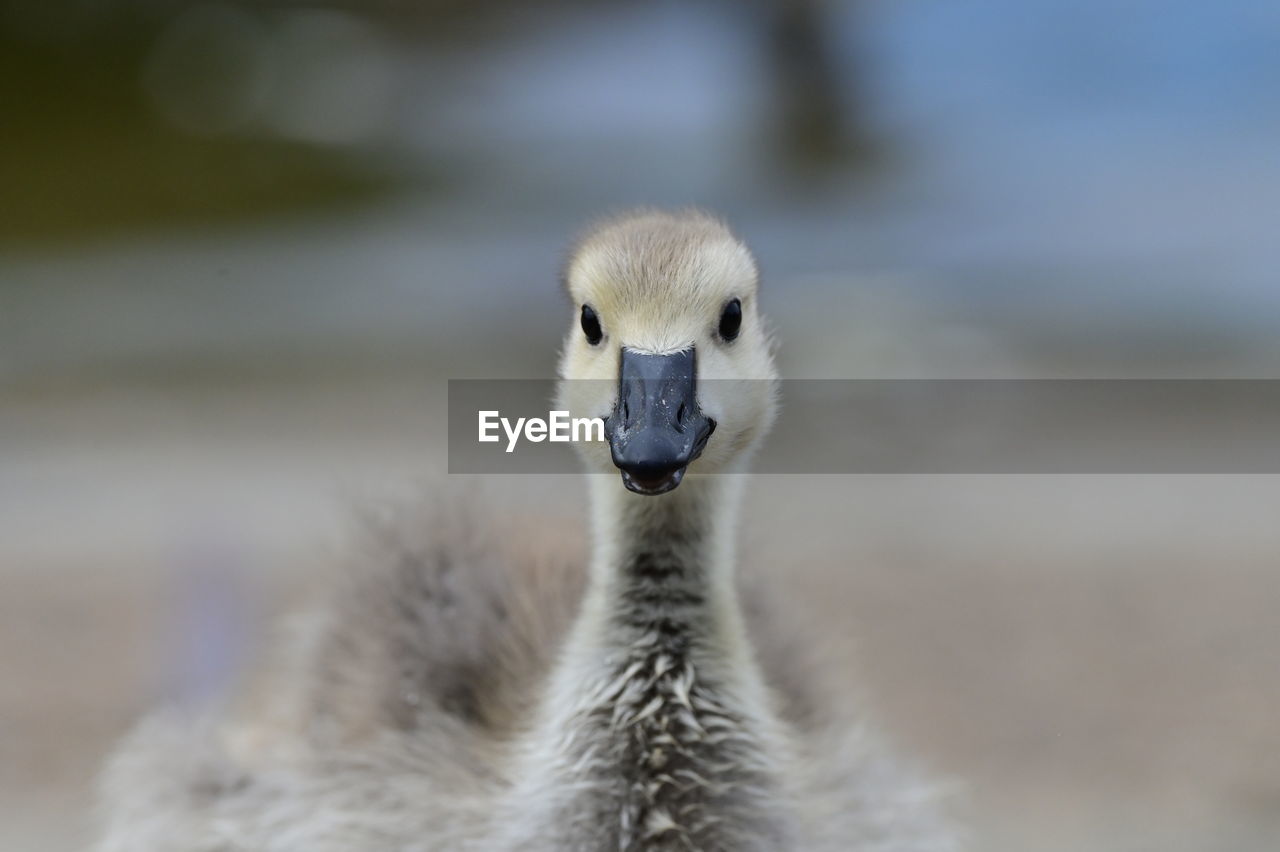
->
558, 209, 778, 477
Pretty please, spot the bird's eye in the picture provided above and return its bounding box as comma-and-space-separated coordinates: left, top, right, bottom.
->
580, 304, 603, 345
718, 298, 742, 342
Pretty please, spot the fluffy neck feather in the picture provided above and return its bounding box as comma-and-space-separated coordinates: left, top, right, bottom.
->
498, 475, 792, 851
584, 475, 747, 658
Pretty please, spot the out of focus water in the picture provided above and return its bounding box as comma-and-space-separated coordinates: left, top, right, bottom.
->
3, 0, 1278, 385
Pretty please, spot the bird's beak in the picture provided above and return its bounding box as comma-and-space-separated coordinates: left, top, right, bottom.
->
604, 348, 716, 495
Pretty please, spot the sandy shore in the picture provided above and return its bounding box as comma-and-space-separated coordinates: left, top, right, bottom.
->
3, 377, 1279, 851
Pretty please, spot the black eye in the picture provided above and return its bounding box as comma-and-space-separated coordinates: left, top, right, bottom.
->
580, 304, 603, 345
718, 298, 742, 341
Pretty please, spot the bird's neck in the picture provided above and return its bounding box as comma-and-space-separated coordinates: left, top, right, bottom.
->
500, 475, 792, 851
584, 474, 749, 659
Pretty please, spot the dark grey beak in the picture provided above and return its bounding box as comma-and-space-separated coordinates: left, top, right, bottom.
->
604, 348, 716, 495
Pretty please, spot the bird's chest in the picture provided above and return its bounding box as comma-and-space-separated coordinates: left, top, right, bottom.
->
564, 649, 782, 852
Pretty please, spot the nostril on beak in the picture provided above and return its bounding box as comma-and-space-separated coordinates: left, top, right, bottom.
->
605, 349, 714, 495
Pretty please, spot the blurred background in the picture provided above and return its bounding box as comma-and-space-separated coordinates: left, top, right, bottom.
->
3, 0, 1280, 849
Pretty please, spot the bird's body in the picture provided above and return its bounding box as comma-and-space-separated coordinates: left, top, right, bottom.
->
96, 211, 959, 851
